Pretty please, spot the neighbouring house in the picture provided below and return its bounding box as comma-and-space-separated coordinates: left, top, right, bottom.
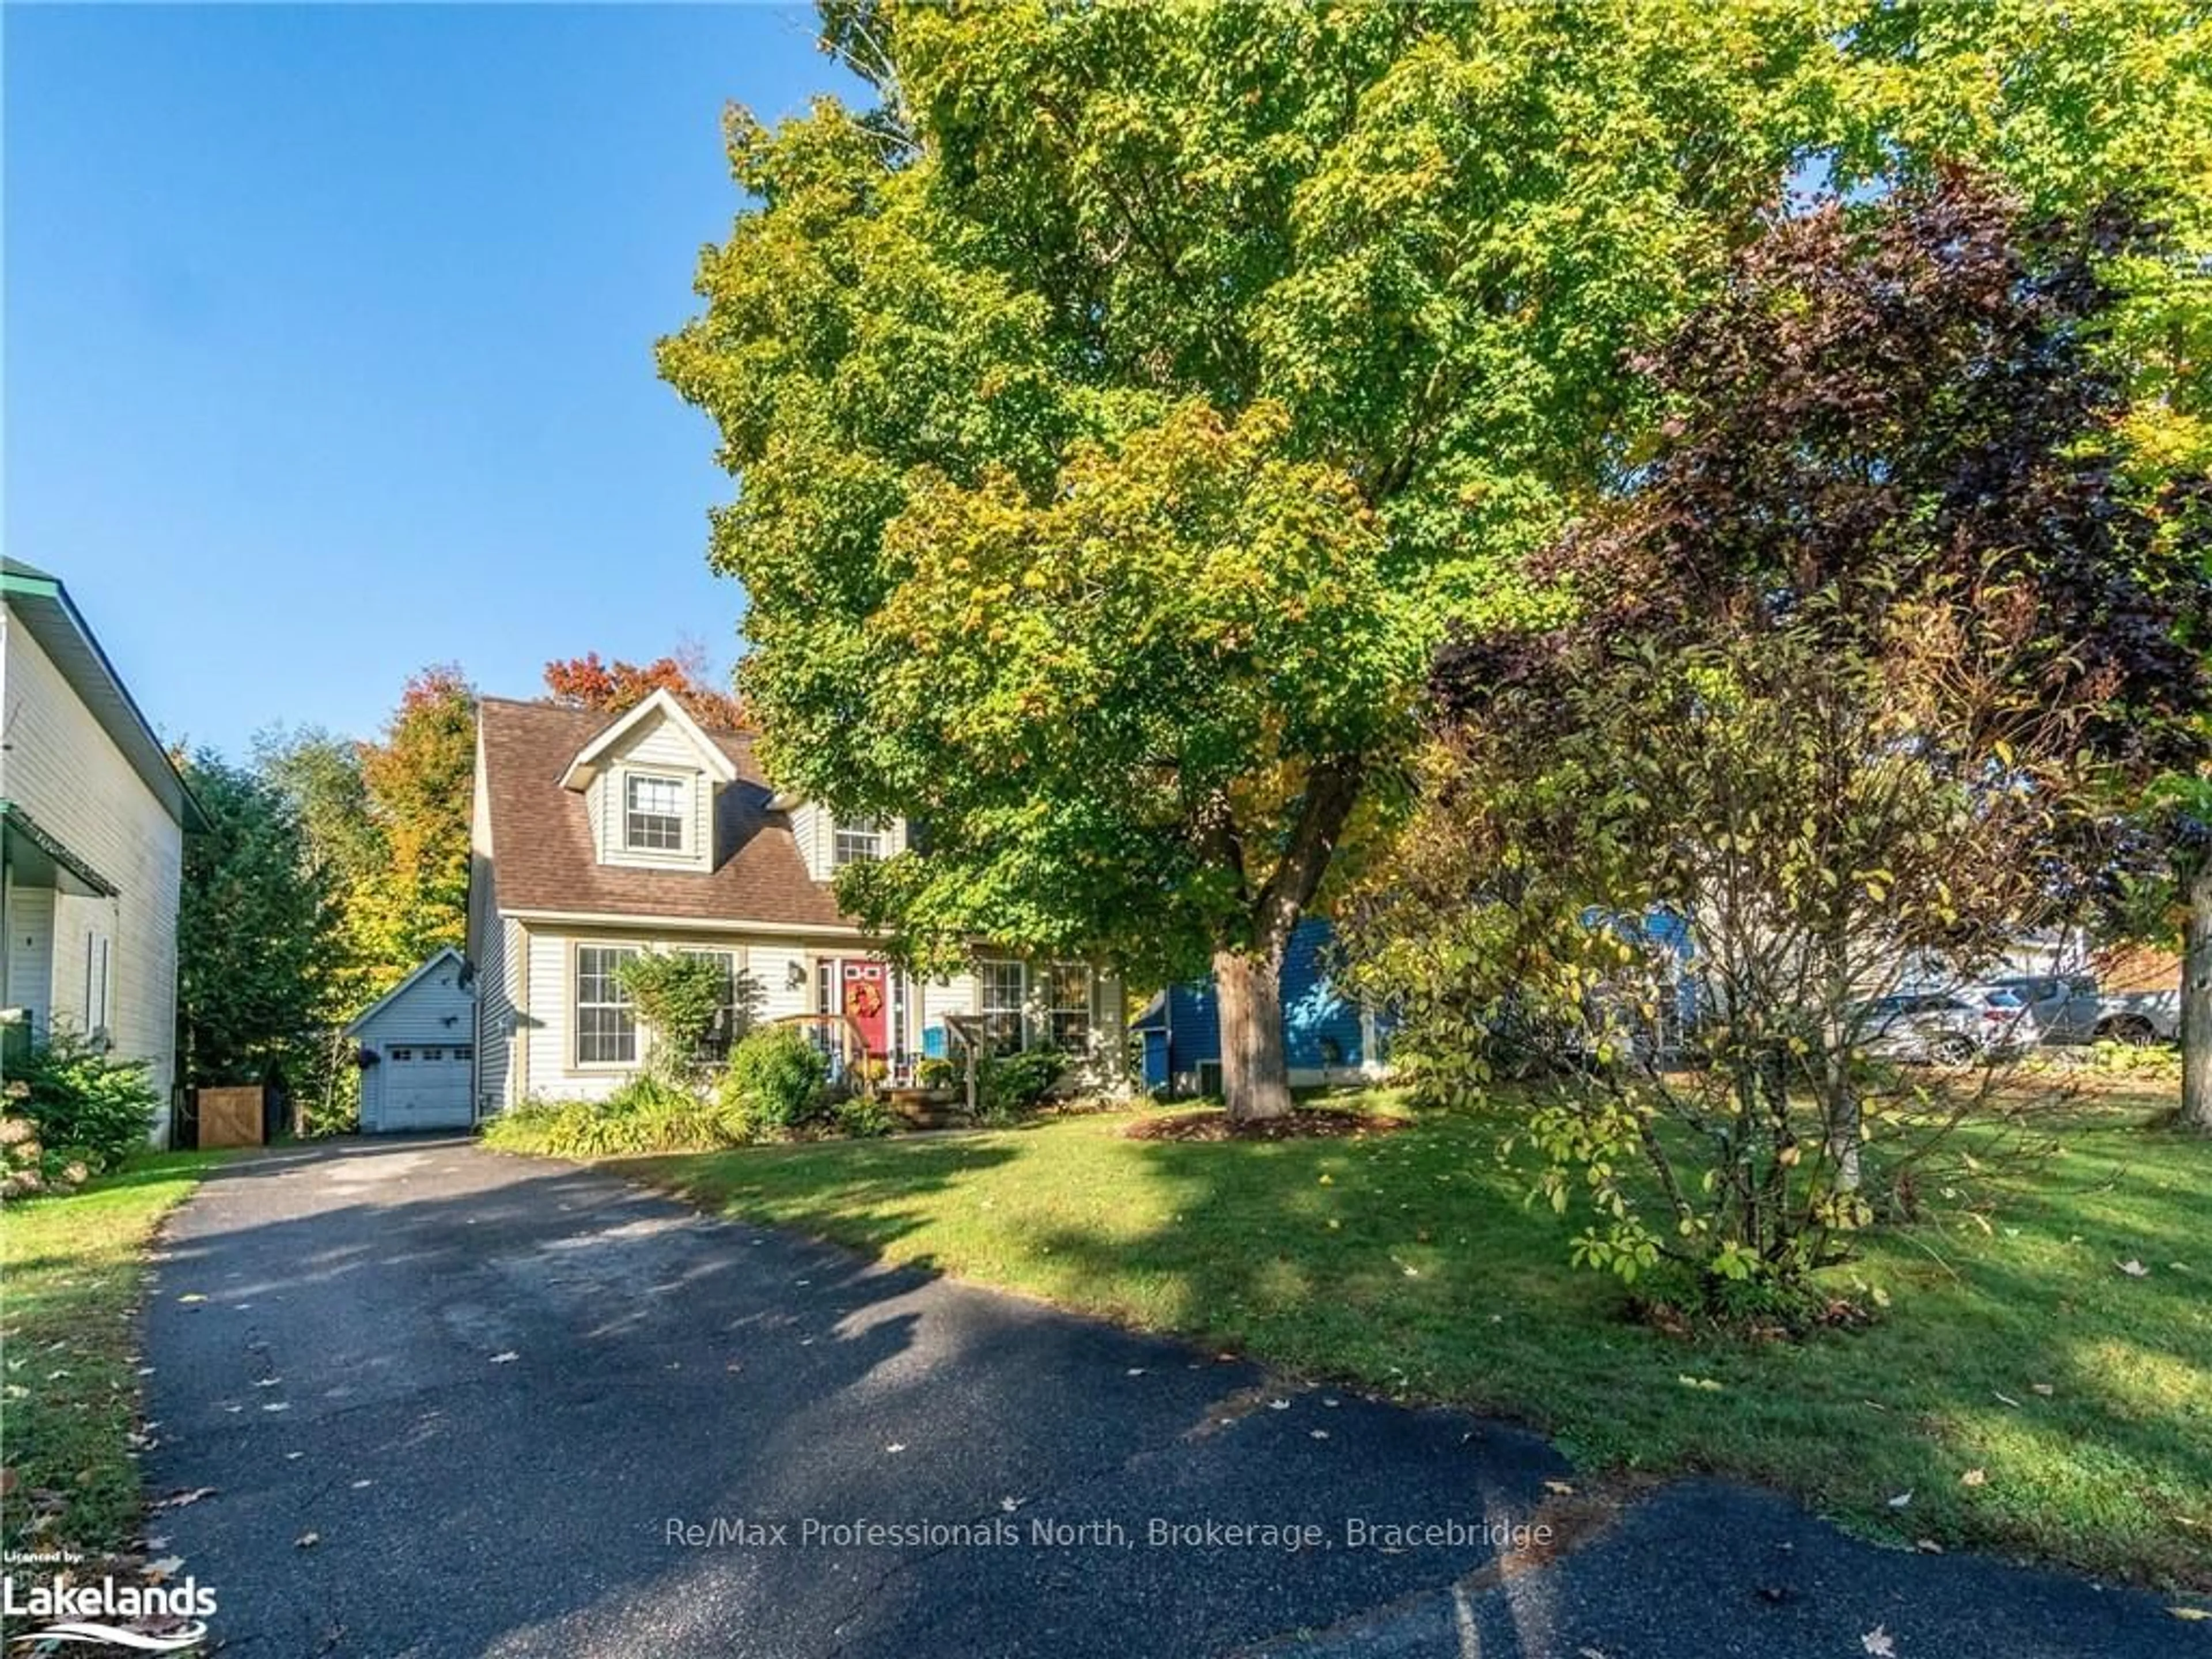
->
346, 947, 477, 1132
0, 558, 203, 1138
467, 691, 1129, 1116
1133, 918, 1392, 1097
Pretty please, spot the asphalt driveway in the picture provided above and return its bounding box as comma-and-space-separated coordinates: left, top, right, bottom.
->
141, 1138, 2199, 1658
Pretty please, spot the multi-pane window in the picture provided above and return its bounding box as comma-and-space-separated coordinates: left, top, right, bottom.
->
625, 775, 686, 851
979, 960, 1027, 1055
681, 949, 744, 1063
834, 817, 887, 868
1047, 963, 1092, 1054
576, 945, 639, 1066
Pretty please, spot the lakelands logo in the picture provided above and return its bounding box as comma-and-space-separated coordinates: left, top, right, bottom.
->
2, 1572, 214, 1652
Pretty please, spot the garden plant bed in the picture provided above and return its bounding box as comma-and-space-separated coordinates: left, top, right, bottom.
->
1123, 1105, 1410, 1142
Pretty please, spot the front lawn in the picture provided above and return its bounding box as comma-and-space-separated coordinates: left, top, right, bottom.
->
0, 1153, 220, 1556
622, 1088, 2212, 1589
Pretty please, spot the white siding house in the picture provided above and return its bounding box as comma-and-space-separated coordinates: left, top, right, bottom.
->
346, 948, 478, 1132
0, 559, 202, 1138
468, 690, 1127, 1113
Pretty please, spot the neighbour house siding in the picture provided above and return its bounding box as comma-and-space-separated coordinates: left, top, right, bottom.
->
1143, 919, 1381, 1094
0, 614, 184, 1121
1281, 921, 1365, 1072
5, 878, 55, 1022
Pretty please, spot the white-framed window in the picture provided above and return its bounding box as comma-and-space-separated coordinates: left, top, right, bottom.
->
680, 948, 744, 1063
834, 816, 887, 868
979, 960, 1027, 1055
624, 774, 687, 852
575, 945, 640, 1066
1047, 963, 1092, 1054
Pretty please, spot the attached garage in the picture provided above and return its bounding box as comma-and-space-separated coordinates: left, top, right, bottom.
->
347, 948, 477, 1132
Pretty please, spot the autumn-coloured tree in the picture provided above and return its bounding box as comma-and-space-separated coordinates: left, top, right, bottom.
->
542, 643, 744, 730
357, 665, 478, 978
661, 0, 2210, 1125
1347, 180, 2212, 1293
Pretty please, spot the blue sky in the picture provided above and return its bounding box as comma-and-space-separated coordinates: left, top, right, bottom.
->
6, 3, 860, 757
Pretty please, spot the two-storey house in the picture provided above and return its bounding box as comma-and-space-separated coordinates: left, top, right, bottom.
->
466, 690, 1127, 1116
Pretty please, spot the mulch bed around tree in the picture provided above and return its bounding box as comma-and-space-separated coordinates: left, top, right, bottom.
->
1123, 1108, 1410, 1142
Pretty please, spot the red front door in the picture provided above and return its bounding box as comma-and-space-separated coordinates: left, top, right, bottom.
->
841, 961, 889, 1059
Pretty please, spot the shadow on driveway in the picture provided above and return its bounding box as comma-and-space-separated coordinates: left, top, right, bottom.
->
139, 1137, 2197, 1658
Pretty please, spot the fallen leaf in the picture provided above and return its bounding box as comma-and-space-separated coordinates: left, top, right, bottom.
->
262, 1402, 290, 1414
1960, 1468, 1987, 1487
1993, 1391, 2021, 1409
177, 1294, 207, 1305
157, 1488, 217, 1509
487, 1352, 518, 1365
1309, 1429, 1330, 1440
2031, 1383, 2055, 1397
2170, 1607, 2211, 1622
1915, 1539, 1942, 1554
146, 1556, 185, 1580
349, 1480, 373, 1490
1268, 1399, 1290, 1411
885, 1443, 907, 1454
1125, 1368, 1146, 1377
295, 1531, 320, 1550
1544, 1480, 1577, 1497
2117, 1259, 2150, 1278
1862, 1626, 1897, 1657
1887, 1491, 1914, 1510
1000, 1497, 1021, 1513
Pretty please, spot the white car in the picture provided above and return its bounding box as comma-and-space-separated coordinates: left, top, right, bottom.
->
1853, 986, 2039, 1065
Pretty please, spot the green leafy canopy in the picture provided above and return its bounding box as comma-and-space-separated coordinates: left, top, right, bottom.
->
659, 0, 2210, 987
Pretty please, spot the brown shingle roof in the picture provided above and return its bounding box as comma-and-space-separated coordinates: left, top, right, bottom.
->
477, 697, 858, 931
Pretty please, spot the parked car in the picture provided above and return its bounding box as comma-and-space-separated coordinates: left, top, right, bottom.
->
1985, 975, 2179, 1046
1853, 986, 2037, 1066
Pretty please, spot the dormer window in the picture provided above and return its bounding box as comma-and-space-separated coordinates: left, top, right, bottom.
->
834, 816, 886, 868
625, 774, 687, 852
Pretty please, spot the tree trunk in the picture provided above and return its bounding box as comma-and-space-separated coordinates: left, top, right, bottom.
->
2184, 847, 2212, 1133
1215, 946, 1293, 1123
1201, 754, 1365, 1127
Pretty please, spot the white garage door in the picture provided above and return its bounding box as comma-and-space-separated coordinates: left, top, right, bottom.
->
380, 1043, 474, 1130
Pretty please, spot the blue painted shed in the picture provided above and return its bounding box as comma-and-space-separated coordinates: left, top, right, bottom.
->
1133, 918, 1388, 1096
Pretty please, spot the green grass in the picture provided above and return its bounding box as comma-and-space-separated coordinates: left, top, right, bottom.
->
615, 1089, 2212, 1590
0, 1153, 221, 1556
